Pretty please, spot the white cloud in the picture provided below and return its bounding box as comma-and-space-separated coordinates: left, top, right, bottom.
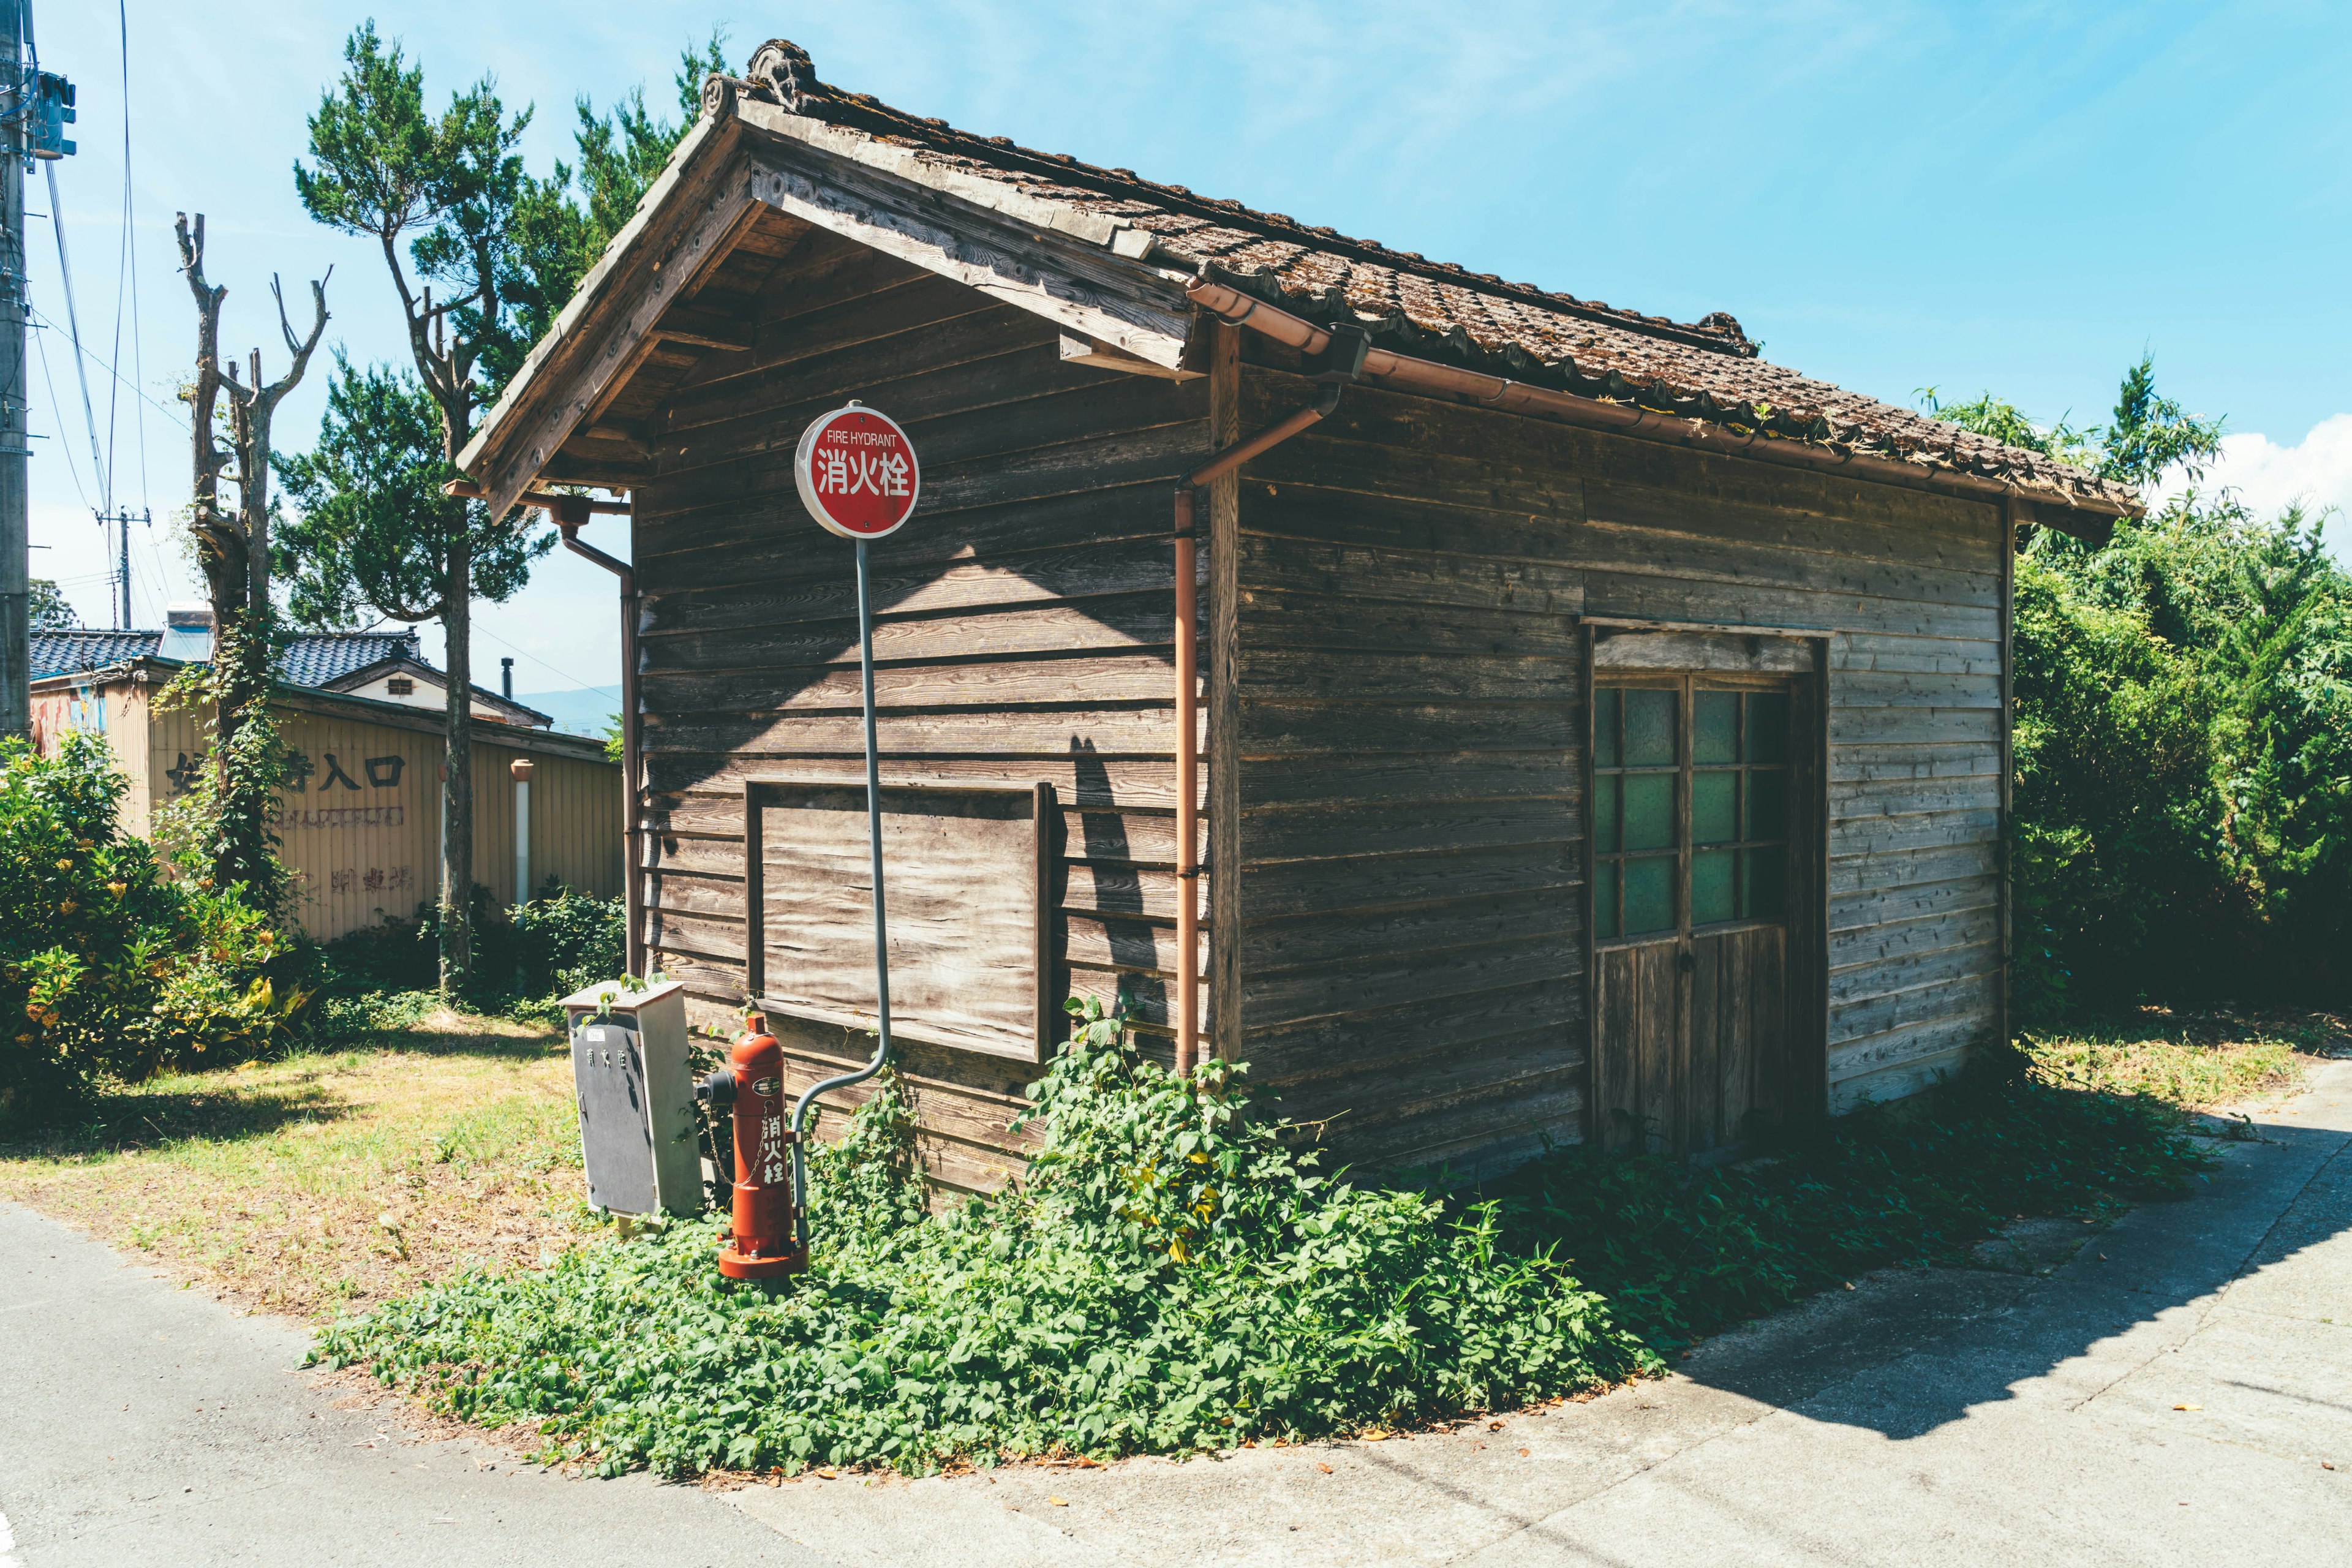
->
2161, 414, 2352, 556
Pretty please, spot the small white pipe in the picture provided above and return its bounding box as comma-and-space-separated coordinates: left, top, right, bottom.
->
511, 758, 535, 902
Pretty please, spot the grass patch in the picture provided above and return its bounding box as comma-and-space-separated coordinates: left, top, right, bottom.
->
311, 1019, 2214, 1481
0, 1006, 590, 1317
2022, 1005, 2335, 1108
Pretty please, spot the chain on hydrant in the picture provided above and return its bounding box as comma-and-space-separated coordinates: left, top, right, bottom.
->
698, 1022, 805, 1280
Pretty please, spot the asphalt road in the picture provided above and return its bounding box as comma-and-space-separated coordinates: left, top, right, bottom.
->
5, 1059, 2350, 1567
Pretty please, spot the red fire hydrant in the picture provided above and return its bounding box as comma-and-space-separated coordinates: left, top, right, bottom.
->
699, 1024, 806, 1280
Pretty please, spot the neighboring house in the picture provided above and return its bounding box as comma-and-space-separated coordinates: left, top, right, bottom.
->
39, 603, 551, 726
29, 606, 620, 942
455, 40, 2142, 1185
318, 650, 552, 728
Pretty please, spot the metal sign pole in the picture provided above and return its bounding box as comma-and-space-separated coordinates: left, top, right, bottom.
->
857, 536, 892, 1054
786, 533, 895, 1258
779, 399, 916, 1270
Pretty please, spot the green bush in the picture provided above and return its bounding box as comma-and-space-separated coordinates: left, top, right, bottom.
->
2012, 500, 2352, 1011
1936, 361, 2352, 1014
508, 886, 625, 1000
315, 999, 1656, 1476
0, 734, 310, 1126
313, 884, 625, 1030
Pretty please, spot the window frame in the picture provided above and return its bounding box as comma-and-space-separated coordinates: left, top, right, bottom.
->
1590, 670, 1792, 952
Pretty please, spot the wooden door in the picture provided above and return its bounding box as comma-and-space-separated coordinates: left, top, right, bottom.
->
1590, 674, 1795, 1157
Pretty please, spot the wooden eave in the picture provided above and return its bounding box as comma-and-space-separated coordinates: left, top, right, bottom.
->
457, 98, 1200, 521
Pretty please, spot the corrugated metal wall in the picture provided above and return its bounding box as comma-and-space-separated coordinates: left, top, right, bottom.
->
46, 673, 629, 942
473, 739, 626, 906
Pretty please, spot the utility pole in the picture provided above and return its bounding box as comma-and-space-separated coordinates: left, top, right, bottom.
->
95, 505, 145, 627
0, 2, 72, 731
0, 1, 29, 738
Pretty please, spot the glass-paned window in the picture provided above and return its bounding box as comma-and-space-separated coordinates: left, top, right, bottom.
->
1591, 681, 1679, 938
1594, 677, 1793, 941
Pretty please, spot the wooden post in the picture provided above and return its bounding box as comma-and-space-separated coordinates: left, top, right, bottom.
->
1206, 322, 1242, 1066
1998, 499, 2019, 1053
1173, 492, 1199, 1072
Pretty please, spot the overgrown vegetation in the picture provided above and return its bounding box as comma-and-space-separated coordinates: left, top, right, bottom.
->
1931, 360, 2352, 1014
316, 1004, 1656, 1476
1480, 1042, 2209, 1353
0, 735, 311, 1128
150, 610, 308, 924
312, 884, 625, 1036
311, 1003, 2210, 1479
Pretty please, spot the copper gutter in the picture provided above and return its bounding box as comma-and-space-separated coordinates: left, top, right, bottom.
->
1167, 334, 1363, 1072
1186, 280, 2136, 533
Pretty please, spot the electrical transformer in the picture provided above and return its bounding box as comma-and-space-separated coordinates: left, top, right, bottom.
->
561, 979, 701, 1216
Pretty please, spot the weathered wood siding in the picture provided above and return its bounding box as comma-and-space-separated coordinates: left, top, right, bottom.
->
628, 222, 1209, 1196
1229, 363, 2005, 1166
1224, 368, 1591, 1177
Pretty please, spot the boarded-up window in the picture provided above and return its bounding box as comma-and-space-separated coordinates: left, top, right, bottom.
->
748, 781, 1058, 1061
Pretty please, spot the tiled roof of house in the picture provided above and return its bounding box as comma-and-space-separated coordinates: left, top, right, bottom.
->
30, 629, 156, 677
277, 630, 422, 687
31, 627, 421, 685
723, 40, 2135, 514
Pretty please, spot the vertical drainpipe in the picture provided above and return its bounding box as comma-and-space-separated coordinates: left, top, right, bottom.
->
1165, 316, 1366, 1072
511, 757, 534, 904
550, 494, 645, 978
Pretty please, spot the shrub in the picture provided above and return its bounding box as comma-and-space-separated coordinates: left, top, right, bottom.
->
508, 886, 625, 999
1481, 1042, 2207, 1351
312, 884, 624, 1030
0, 734, 309, 1126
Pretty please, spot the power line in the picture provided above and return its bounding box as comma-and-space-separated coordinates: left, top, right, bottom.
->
43, 161, 104, 507
28, 318, 86, 509
467, 616, 619, 697
26, 304, 182, 429
114, 0, 144, 514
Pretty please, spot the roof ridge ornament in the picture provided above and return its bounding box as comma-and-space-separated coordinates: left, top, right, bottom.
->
744, 39, 827, 114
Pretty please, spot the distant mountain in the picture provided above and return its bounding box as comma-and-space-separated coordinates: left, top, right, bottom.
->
513, 688, 622, 741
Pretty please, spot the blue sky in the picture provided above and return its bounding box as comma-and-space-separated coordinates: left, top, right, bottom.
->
25, 1, 2352, 710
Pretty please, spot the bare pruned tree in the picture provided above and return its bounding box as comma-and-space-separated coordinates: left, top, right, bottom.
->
174, 211, 329, 908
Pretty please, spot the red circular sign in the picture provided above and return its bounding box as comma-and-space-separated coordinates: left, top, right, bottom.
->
794, 403, 920, 540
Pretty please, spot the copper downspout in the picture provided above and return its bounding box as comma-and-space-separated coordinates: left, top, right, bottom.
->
1185, 279, 2136, 533
550, 505, 647, 981
1168, 344, 1361, 1072
447, 477, 647, 974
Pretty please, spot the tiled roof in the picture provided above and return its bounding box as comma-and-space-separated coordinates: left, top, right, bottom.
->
31, 630, 157, 678
277, 630, 421, 687
31, 627, 421, 687
725, 40, 2136, 514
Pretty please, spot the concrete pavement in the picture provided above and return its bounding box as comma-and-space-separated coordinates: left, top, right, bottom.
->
4, 1059, 2349, 1566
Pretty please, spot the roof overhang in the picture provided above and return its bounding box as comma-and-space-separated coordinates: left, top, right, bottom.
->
458, 91, 1197, 522
37, 662, 608, 764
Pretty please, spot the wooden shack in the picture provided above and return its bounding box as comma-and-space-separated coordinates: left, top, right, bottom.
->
458, 40, 2142, 1189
